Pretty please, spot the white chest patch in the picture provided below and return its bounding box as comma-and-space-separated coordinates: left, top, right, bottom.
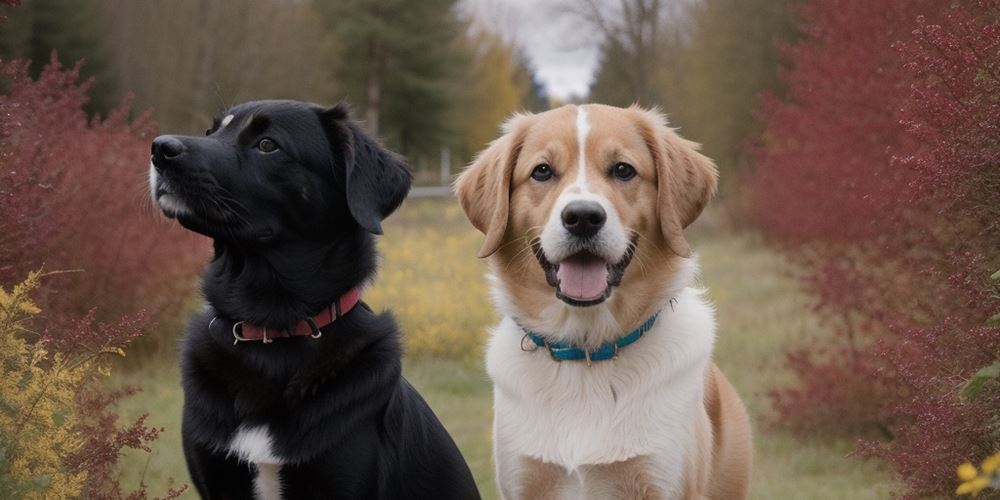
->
227, 426, 284, 500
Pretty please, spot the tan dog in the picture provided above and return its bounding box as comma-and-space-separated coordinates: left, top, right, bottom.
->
456, 104, 751, 499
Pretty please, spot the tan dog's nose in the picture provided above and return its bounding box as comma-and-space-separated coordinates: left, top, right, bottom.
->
561, 201, 606, 238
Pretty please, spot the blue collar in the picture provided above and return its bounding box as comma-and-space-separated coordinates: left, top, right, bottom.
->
522, 311, 661, 365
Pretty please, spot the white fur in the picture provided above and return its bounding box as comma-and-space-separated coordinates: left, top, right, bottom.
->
487, 257, 715, 499
148, 163, 157, 197
536, 104, 629, 286
155, 193, 190, 217
220, 113, 235, 129
228, 426, 284, 500
576, 106, 591, 189
149, 163, 192, 217
255, 463, 283, 500
538, 190, 628, 266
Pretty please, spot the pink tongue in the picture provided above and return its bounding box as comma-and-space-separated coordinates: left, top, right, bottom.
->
556, 257, 609, 300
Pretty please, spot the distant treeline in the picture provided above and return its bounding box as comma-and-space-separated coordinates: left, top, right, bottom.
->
576, 0, 800, 183
0, 0, 798, 178
0, 0, 547, 171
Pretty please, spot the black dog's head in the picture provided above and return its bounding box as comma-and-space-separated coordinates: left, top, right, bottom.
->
149, 100, 411, 243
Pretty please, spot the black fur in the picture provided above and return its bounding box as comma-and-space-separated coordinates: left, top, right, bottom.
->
150, 100, 479, 499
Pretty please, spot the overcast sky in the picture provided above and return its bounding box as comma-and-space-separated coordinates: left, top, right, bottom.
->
462, 0, 602, 101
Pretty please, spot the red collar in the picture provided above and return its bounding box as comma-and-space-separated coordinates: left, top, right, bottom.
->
229, 287, 362, 344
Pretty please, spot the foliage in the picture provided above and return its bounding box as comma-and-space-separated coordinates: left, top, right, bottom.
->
0, 272, 184, 499
0, 55, 207, 345
584, 0, 800, 179
752, 0, 1000, 497
578, 0, 689, 107
366, 202, 495, 360
461, 31, 538, 159
679, 0, 799, 175
99, 0, 338, 134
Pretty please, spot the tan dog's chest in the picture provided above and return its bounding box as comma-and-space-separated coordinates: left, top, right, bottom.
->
487, 287, 717, 500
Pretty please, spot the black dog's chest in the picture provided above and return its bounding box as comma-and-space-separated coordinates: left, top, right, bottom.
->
181, 312, 395, 462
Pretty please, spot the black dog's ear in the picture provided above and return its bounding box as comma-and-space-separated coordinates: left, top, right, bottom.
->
321, 105, 412, 235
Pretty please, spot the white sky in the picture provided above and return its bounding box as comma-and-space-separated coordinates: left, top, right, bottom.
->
462, 0, 602, 101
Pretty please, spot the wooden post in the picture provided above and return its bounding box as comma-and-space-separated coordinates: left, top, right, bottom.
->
440, 146, 451, 185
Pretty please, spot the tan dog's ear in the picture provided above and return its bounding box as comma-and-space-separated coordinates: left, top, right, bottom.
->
634, 108, 718, 258
454, 113, 533, 258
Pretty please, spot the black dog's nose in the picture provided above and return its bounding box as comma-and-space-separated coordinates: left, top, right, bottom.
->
151, 135, 186, 169
561, 201, 606, 238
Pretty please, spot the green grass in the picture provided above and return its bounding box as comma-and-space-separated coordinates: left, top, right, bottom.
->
111, 198, 897, 498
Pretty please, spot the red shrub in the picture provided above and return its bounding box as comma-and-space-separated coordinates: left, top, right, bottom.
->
0, 55, 208, 328
0, 55, 203, 496
752, 0, 1000, 497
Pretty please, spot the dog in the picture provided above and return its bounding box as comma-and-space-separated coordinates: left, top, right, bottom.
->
455, 104, 752, 499
149, 100, 480, 500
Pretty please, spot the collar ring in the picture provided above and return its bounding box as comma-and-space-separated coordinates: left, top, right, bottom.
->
232, 321, 251, 345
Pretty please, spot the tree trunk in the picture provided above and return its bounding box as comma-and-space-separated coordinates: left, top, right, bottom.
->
192, 0, 216, 131
365, 40, 381, 136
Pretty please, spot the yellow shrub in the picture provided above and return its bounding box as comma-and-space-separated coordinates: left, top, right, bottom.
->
369, 201, 497, 361
0, 272, 123, 499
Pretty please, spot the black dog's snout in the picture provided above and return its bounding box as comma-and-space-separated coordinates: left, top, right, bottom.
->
562, 201, 606, 238
151, 135, 186, 168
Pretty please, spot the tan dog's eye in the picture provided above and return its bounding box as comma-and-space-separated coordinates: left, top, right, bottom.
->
612, 162, 637, 181
256, 138, 280, 153
531, 164, 554, 182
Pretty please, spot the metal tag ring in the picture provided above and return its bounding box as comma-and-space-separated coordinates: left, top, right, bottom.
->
232, 321, 249, 345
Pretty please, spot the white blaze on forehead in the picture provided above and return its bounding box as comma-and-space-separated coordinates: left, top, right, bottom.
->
220, 114, 234, 129
575, 106, 591, 190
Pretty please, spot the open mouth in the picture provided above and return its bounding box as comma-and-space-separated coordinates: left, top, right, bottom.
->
533, 240, 635, 307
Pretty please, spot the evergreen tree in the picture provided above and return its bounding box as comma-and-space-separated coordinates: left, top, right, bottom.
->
0, 0, 118, 116
316, 0, 469, 161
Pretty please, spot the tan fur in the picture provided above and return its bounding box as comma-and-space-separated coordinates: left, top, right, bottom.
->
457, 104, 751, 498
517, 457, 572, 500
703, 364, 752, 500
581, 456, 668, 500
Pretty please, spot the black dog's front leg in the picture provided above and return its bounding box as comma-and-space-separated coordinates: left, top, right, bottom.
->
182, 429, 256, 499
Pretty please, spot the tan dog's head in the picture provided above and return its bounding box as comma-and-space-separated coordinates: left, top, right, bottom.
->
456, 104, 716, 332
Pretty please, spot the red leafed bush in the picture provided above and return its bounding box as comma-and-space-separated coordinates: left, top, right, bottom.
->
0, 55, 203, 497
0, 55, 207, 329
752, 0, 1000, 497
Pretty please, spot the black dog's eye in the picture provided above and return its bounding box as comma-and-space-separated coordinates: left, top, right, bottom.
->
531, 164, 554, 182
611, 162, 637, 181
257, 138, 280, 153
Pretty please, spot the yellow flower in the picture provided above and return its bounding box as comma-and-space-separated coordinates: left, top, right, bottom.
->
958, 462, 979, 481
957, 477, 989, 496
982, 451, 1000, 475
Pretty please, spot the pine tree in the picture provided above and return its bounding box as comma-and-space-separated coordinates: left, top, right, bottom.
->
0, 0, 118, 116
316, 0, 469, 161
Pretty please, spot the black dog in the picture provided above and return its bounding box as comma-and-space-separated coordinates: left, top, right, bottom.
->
149, 100, 479, 499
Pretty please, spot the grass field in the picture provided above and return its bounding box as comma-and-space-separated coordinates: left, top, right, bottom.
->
112, 198, 897, 498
